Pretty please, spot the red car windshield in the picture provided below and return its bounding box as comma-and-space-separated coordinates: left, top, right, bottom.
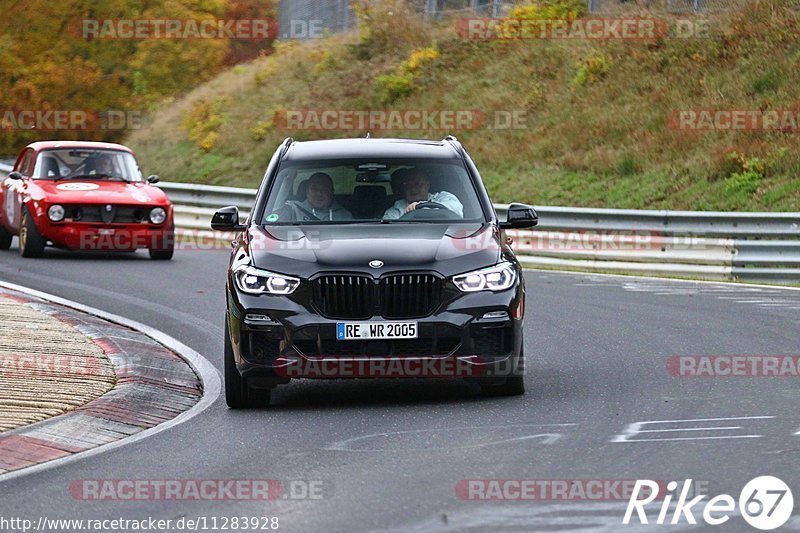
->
32, 149, 143, 182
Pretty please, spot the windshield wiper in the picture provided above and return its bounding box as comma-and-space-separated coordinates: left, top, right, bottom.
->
55, 173, 130, 183
380, 219, 437, 224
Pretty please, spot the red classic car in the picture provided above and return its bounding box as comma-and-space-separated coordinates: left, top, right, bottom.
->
0, 141, 174, 259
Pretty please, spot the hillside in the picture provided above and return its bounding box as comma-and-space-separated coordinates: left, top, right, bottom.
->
127, 0, 800, 211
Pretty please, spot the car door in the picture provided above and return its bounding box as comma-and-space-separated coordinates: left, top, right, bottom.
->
3, 148, 34, 232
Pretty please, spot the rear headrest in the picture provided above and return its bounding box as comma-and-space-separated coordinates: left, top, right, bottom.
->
295, 179, 310, 200
352, 185, 387, 202
42, 156, 60, 177
390, 168, 410, 197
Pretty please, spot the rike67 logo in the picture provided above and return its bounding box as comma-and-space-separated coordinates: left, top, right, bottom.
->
624, 476, 793, 530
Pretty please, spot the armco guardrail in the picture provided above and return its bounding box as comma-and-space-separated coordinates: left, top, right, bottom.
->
157, 182, 800, 284
0, 173, 794, 284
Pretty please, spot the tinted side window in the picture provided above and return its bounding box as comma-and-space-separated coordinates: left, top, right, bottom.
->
16, 149, 34, 176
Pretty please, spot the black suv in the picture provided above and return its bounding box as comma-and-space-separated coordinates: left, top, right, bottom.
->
213, 136, 538, 407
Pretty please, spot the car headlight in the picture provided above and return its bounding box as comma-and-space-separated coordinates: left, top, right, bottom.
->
47, 204, 65, 222
234, 266, 300, 295
453, 262, 516, 292
149, 207, 167, 224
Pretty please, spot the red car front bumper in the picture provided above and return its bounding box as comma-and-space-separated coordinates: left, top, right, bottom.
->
41, 222, 173, 251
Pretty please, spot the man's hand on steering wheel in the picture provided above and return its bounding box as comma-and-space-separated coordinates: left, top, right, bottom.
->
403, 201, 448, 214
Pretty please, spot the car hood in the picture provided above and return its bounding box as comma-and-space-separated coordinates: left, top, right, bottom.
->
32, 180, 169, 205
247, 223, 503, 278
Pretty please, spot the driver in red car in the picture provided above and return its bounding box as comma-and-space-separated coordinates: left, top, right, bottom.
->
382, 167, 463, 219
88, 154, 116, 177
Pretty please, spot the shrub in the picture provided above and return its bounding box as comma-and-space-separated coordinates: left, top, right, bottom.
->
402, 47, 440, 72
497, 0, 586, 38
375, 73, 415, 104
374, 46, 440, 104
350, 0, 430, 59
182, 97, 227, 152
572, 54, 612, 86
250, 119, 274, 141
254, 62, 278, 86
723, 153, 765, 195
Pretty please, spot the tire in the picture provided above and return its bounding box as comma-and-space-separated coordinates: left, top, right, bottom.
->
19, 207, 46, 258
224, 319, 271, 408
0, 225, 12, 250
480, 344, 526, 397
149, 227, 174, 260
149, 248, 174, 260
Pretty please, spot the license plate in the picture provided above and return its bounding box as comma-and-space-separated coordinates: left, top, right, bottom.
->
336, 322, 418, 340
98, 229, 115, 235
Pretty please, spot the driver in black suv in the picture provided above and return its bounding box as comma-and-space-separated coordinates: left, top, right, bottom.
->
382, 167, 463, 220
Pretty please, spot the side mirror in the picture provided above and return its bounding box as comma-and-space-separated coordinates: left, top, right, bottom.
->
146, 175, 160, 184
7, 171, 23, 180
500, 203, 538, 229
211, 206, 246, 231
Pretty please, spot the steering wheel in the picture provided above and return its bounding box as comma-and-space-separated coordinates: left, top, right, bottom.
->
415, 201, 448, 210
399, 201, 460, 220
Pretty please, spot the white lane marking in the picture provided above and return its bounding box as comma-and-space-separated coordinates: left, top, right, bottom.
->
611, 416, 774, 443
616, 436, 764, 442
636, 426, 742, 433
544, 268, 800, 292
536, 269, 800, 292
326, 423, 576, 452
570, 273, 800, 313
715, 297, 778, 302
0, 281, 222, 484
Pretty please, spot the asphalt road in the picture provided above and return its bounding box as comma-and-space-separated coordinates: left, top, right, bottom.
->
1, 244, 800, 532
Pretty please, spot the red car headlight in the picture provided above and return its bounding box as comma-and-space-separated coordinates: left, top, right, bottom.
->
149, 207, 167, 225
47, 204, 65, 222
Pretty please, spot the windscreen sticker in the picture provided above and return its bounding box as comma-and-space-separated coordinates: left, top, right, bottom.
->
266, 214, 279, 222
56, 183, 99, 191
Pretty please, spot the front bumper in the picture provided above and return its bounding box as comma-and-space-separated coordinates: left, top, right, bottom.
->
41, 221, 173, 251
227, 285, 524, 381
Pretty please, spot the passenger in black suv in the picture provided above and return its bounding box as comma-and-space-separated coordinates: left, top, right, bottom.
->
270, 170, 354, 221
212, 136, 538, 407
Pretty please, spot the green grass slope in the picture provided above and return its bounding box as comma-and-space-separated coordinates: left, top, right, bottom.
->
127, 0, 800, 210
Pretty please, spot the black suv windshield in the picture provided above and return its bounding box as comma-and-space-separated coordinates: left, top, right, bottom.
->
261, 158, 484, 225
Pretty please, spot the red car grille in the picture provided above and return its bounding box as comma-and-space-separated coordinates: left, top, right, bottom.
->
62, 205, 151, 224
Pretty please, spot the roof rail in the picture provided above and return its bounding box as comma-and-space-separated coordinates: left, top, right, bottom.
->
443, 135, 464, 157
278, 137, 294, 158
